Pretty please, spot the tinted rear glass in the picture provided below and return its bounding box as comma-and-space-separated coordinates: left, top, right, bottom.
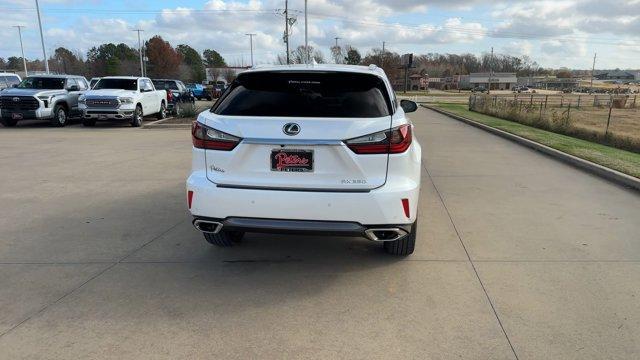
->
152, 80, 179, 90
213, 72, 391, 118
94, 78, 137, 91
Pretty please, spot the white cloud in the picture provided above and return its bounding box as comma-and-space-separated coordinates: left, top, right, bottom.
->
1, 0, 639, 69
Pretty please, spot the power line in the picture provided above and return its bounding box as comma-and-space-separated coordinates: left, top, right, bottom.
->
0, 7, 282, 14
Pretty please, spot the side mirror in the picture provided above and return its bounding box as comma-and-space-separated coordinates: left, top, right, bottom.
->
400, 99, 418, 113
67, 85, 79, 91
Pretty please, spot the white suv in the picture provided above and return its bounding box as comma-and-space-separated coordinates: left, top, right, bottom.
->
186, 64, 421, 255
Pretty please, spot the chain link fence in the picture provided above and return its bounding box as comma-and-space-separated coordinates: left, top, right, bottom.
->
469, 94, 640, 153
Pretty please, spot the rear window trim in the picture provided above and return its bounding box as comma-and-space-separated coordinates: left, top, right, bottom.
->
210, 70, 394, 117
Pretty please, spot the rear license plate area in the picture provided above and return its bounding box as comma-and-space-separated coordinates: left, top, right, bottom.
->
270, 149, 313, 172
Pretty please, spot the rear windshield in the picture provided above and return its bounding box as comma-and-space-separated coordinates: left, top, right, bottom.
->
213, 72, 391, 118
152, 80, 179, 90
94, 78, 137, 91
18, 77, 66, 89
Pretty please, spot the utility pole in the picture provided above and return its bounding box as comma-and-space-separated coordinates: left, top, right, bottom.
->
381, 41, 386, 68
133, 29, 144, 77
284, 0, 290, 64
304, 0, 308, 64
13, 26, 28, 75
382, 41, 385, 52
245, 33, 256, 67
590, 53, 597, 91
34, 0, 49, 73
489, 46, 494, 93
334, 37, 341, 47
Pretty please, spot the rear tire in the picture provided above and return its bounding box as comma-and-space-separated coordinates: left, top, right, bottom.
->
156, 102, 166, 120
383, 221, 417, 256
203, 231, 244, 247
1, 118, 18, 127
82, 119, 96, 127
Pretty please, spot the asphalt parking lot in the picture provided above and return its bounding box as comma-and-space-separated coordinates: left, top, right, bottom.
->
0, 107, 639, 359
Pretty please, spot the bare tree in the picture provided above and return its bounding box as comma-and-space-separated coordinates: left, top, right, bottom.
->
207, 67, 222, 83
330, 45, 344, 64
290, 45, 324, 64
222, 68, 237, 83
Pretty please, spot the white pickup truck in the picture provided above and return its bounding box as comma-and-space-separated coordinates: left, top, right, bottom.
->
79, 76, 167, 127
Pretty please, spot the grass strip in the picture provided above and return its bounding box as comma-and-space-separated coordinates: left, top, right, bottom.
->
429, 103, 640, 179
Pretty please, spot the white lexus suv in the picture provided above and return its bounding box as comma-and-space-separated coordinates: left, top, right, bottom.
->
186, 64, 421, 255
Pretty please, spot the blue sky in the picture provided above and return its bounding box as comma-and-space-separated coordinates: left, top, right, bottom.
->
1, 0, 639, 69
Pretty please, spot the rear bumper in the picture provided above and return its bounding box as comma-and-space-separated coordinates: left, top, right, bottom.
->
187, 170, 420, 225
192, 216, 412, 240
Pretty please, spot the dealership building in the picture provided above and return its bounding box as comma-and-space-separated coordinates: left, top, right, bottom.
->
469, 72, 517, 90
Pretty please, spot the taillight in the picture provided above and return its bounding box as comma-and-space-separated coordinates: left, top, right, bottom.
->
167, 91, 173, 102
401, 198, 410, 218
345, 124, 412, 154
191, 121, 241, 151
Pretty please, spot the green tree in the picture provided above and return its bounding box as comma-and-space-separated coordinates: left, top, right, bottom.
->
6, 56, 24, 70
344, 47, 361, 65
51, 47, 85, 74
203, 49, 226, 67
177, 44, 205, 83
86, 43, 139, 76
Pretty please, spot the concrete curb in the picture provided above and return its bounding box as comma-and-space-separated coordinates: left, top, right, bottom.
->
143, 117, 192, 129
422, 105, 640, 192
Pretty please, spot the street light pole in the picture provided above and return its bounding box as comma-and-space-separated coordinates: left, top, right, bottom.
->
488, 46, 493, 94
34, 0, 49, 73
590, 53, 597, 91
13, 25, 28, 75
245, 33, 256, 67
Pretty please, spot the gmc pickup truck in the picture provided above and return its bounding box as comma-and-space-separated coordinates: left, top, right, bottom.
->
79, 76, 167, 127
0, 75, 89, 127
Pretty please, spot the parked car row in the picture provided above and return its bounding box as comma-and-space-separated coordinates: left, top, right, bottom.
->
512, 85, 535, 93
152, 79, 194, 116
0, 74, 168, 127
186, 83, 212, 101
0, 73, 22, 91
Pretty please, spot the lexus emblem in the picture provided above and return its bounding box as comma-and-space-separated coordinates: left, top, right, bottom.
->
12, 97, 20, 102
283, 123, 300, 136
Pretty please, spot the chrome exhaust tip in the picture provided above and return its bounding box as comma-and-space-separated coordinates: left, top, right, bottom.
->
193, 220, 223, 234
364, 228, 408, 242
